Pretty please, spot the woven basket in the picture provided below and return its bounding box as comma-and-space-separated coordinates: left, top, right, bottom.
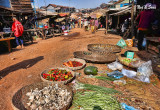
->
118, 55, 145, 68
40, 67, 75, 84
88, 44, 121, 53
74, 51, 117, 63
63, 58, 86, 71
12, 82, 73, 110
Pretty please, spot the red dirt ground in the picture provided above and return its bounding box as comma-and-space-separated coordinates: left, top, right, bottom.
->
0, 28, 160, 110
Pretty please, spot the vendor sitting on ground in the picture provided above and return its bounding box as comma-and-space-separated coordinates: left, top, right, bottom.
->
11, 17, 24, 48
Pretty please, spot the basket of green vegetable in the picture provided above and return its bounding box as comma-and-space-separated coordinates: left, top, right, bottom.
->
88, 44, 121, 53
118, 54, 145, 68
40, 67, 75, 84
73, 51, 117, 63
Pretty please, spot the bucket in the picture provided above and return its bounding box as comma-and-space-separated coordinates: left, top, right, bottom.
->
64, 30, 68, 35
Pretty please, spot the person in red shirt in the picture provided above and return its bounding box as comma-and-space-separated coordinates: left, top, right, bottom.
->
11, 17, 24, 48
136, 3, 154, 50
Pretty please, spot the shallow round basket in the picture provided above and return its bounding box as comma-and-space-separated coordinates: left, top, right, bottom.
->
74, 51, 117, 63
40, 67, 75, 84
12, 82, 73, 110
118, 54, 145, 68
63, 58, 86, 71
88, 44, 121, 53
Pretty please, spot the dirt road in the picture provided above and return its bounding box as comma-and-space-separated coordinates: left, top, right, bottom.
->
0, 28, 160, 110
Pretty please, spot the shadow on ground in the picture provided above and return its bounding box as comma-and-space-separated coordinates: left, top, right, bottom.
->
0, 56, 44, 79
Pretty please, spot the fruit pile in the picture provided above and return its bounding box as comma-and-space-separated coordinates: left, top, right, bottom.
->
42, 69, 73, 81
63, 61, 83, 67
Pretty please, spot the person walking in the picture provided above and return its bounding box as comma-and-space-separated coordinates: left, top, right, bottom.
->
136, 3, 154, 50
95, 18, 99, 32
90, 18, 95, 34
11, 17, 24, 48
84, 19, 88, 31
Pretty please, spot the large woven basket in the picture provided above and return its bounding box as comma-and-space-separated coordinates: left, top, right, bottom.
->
63, 58, 86, 71
88, 44, 121, 53
12, 82, 73, 110
40, 67, 75, 84
74, 51, 117, 63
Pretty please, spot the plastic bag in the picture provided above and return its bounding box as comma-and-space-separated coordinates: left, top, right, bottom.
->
107, 71, 124, 79
142, 38, 146, 47
130, 59, 145, 68
121, 103, 138, 110
122, 69, 137, 78
107, 61, 123, 70
137, 60, 153, 83
125, 39, 133, 47
117, 39, 127, 48
113, 80, 126, 85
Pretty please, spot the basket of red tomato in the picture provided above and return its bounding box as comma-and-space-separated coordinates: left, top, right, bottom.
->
63, 58, 86, 71
40, 68, 75, 84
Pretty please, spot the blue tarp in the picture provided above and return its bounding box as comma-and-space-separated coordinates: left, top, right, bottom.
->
0, 0, 11, 8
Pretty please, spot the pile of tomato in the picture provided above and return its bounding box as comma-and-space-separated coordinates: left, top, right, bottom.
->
42, 69, 73, 81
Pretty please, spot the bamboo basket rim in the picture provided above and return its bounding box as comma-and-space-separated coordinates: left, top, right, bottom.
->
62, 58, 86, 71
12, 82, 73, 110
88, 44, 121, 53
74, 51, 117, 63
40, 67, 76, 84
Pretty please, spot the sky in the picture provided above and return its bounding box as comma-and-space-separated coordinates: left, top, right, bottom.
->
34, 0, 111, 9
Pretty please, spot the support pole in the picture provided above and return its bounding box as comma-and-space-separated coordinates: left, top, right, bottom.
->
106, 12, 108, 34
131, 0, 135, 39
32, 0, 38, 28
117, 15, 120, 28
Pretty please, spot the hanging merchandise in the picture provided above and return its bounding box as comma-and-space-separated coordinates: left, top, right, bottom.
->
117, 39, 127, 48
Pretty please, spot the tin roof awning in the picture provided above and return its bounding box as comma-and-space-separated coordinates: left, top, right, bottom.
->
109, 7, 132, 16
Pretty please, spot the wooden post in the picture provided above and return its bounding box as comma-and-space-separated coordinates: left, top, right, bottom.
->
106, 12, 108, 34
117, 15, 120, 28
131, 1, 135, 39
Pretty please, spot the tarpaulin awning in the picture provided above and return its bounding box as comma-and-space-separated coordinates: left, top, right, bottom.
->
55, 17, 65, 22
59, 13, 69, 17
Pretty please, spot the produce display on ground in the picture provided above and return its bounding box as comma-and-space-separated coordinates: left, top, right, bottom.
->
84, 66, 98, 75
42, 69, 73, 81
70, 91, 122, 110
118, 55, 145, 68
63, 61, 83, 67
25, 84, 72, 110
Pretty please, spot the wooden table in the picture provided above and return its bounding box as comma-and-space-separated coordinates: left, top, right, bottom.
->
24, 28, 54, 40
0, 37, 15, 52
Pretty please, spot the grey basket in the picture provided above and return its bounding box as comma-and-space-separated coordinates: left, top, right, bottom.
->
88, 44, 121, 53
74, 51, 117, 63
12, 82, 73, 110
